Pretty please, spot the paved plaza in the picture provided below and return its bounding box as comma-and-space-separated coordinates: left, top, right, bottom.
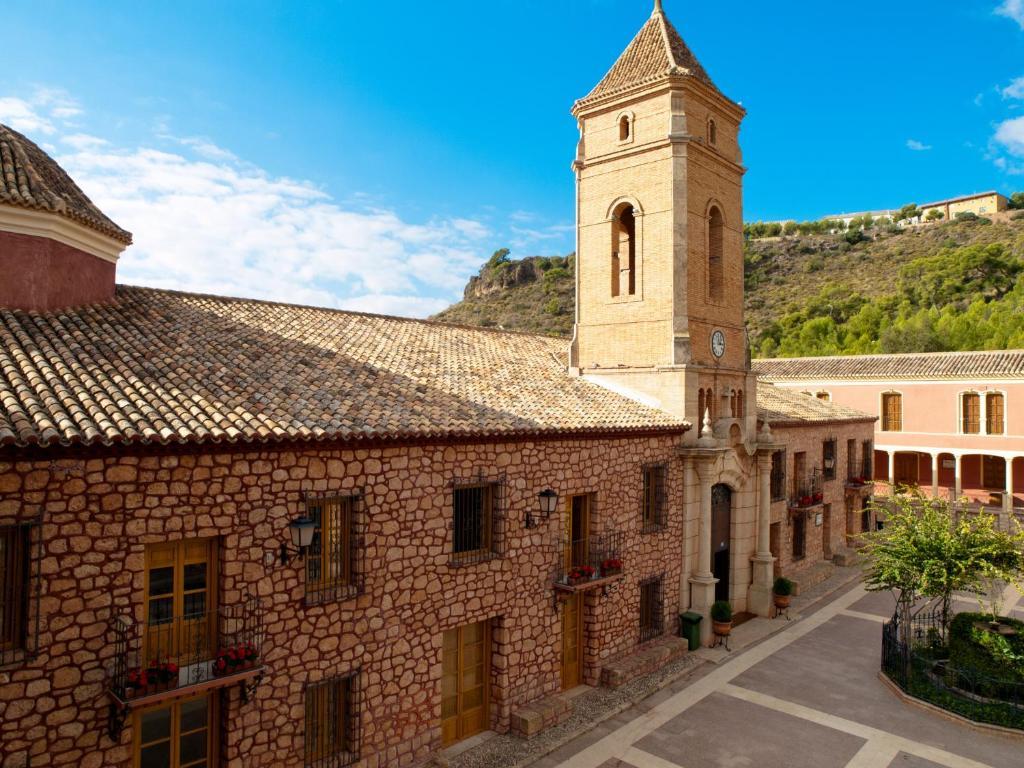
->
532, 583, 1024, 768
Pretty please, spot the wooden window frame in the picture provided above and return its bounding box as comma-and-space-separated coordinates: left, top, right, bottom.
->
881, 392, 902, 432
1, 518, 41, 667
305, 671, 361, 768
305, 494, 362, 605
133, 691, 218, 768
641, 464, 668, 533
961, 392, 981, 435
986, 392, 1006, 436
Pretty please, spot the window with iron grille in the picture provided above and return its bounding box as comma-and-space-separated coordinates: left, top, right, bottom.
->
641, 464, 668, 533
822, 439, 837, 481
1, 518, 41, 668
770, 451, 786, 502
639, 575, 664, 643
861, 441, 874, 480
305, 671, 361, 768
305, 495, 363, 605
451, 479, 505, 565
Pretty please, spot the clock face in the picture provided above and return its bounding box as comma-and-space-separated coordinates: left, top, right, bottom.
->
711, 330, 726, 358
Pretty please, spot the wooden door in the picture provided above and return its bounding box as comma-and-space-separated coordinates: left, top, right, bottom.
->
711, 484, 731, 603
144, 539, 216, 668
894, 453, 919, 486
822, 504, 832, 559
983, 456, 1006, 491
441, 620, 490, 746
561, 593, 583, 690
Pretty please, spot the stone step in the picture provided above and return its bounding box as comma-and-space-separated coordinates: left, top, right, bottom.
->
790, 561, 835, 595
510, 691, 573, 739
599, 635, 689, 689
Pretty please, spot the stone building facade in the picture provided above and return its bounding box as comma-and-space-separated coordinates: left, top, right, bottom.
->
0, 3, 875, 768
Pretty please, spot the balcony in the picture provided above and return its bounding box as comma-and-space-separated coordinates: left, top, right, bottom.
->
553, 531, 625, 595
107, 597, 265, 715
845, 458, 874, 493
789, 472, 824, 511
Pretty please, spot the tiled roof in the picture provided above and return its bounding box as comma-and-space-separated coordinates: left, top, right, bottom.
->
756, 385, 875, 426
754, 350, 1024, 382
0, 286, 688, 450
577, 6, 718, 107
0, 123, 132, 245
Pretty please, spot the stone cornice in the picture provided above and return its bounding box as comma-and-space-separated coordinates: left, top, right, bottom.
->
0, 204, 127, 263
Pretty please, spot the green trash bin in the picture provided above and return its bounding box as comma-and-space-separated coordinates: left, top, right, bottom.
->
679, 611, 702, 651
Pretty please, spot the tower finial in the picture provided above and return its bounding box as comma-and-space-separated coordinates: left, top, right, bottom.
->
654, 0, 664, 14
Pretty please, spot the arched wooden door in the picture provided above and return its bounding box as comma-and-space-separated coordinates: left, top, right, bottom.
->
711, 484, 731, 603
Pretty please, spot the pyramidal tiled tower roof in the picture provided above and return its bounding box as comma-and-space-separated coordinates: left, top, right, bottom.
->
0, 123, 132, 244
579, 1, 720, 107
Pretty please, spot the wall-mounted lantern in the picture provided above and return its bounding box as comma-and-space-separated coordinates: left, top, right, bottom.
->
526, 488, 559, 529
280, 515, 316, 565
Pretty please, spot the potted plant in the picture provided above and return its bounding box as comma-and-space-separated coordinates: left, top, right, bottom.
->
214, 643, 259, 676
710, 600, 733, 636
125, 667, 147, 698
566, 565, 595, 586
799, 495, 813, 508
813, 491, 824, 503
772, 576, 793, 610
600, 558, 622, 577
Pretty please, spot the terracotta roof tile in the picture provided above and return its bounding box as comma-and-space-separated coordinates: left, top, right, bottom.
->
756, 384, 875, 426
578, 7, 718, 107
0, 287, 688, 450
0, 123, 131, 244
754, 350, 1024, 382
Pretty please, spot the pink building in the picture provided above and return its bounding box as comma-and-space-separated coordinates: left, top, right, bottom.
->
754, 351, 1024, 514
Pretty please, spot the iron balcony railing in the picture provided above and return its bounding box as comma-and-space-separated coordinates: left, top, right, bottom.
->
846, 457, 873, 487
790, 471, 824, 509
554, 531, 625, 587
109, 596, 264, 702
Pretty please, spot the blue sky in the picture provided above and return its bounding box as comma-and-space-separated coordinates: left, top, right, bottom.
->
3, 0, 1024, 316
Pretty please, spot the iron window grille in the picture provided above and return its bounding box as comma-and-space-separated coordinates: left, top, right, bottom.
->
304, 670, 362, 768
449, 473, 506, 566
641, 463, 668, 533
305, 493, 364, 606
770, 451, 786, 502
822, 438, 837, 481
0, 516, 42, 668
862, 441, 874, 481
554, 530, 625, 585
639, 574, 664, 643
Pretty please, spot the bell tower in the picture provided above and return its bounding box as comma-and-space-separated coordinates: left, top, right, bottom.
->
569, 0, 752, 432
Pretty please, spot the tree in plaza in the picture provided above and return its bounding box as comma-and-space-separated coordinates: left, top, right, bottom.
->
861, 494, 1024, 637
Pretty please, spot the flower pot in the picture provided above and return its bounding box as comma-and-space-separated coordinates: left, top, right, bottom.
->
773, 594, 791, 609
712, 620, 732, 637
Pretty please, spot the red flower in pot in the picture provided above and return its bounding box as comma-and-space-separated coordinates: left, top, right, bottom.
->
601, 558, 623, 576
813, 492, 824, 503
799, 495, 813, 507
567, 565, 596, 585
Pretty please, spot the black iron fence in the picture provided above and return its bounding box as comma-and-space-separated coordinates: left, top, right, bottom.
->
881, 607, 1024, 729
789, 471, 823, 509
554, 531, 625, 586
109, 595, 264, 701
846, 458, 872, 487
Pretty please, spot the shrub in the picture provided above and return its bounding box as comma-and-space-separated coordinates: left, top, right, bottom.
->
772, 576, 793, 596
1012, 211, 1024, 221
710, 600, 732, 622
948, 612, 1024, 683
955, 212, 979, 222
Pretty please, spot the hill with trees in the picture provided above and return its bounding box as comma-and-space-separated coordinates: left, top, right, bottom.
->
434, 206, 1024, 357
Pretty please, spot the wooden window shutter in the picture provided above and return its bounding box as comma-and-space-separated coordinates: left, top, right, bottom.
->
987, 393, 1005, 435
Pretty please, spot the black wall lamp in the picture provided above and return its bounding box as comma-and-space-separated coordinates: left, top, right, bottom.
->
280, 515, 317, 565
527, 488, 559, 529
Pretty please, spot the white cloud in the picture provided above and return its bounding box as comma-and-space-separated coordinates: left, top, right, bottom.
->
906, 139, 932, 151
1002, 76, 1024, 99
996, 0, 1024, 29
62, 133, 109, 150
994, 115, 1024, 156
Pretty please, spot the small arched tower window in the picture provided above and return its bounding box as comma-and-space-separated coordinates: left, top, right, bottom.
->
708, 118, 717, 146
619, 114, 632, 142
708, 205, 724, 301
611, 203, 636, 297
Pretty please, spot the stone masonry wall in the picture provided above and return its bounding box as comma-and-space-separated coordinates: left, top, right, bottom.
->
0, 433, 687, 768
